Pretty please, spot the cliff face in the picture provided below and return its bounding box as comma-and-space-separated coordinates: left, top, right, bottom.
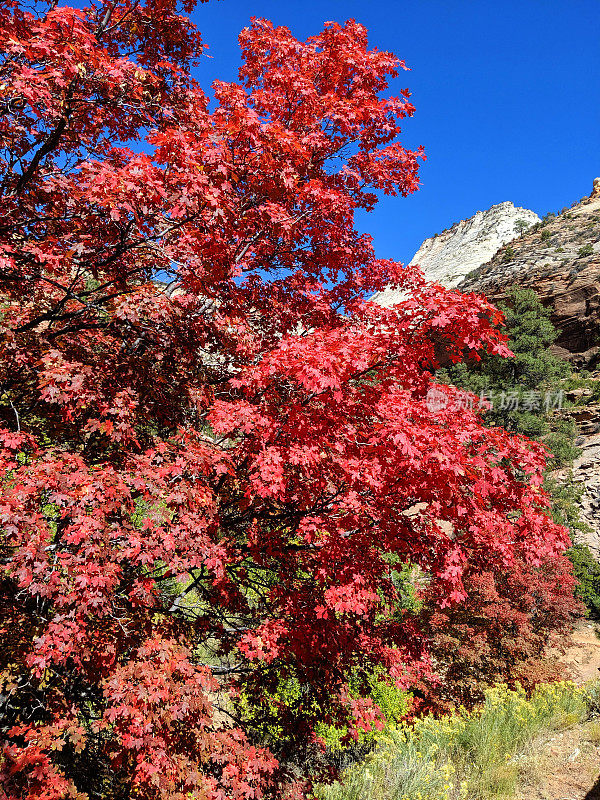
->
561, 391, 600, 555
372, 201, 540, 305
459, 192, 600, 365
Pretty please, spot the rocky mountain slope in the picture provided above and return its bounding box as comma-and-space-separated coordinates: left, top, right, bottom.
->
460, 182, 600, 365
372, 202, 540, 305
559, 384, 600, 555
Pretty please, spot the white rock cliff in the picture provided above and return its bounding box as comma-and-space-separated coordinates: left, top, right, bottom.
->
373, 201, 540, 305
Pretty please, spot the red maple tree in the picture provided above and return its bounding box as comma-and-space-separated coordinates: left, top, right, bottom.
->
0, 1, 579, 798
422, 551, 581, 712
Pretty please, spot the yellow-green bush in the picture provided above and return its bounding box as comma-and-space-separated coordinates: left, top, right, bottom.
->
318, 724, 463, 800
235, 665, 411, 764
317, 667, 411, 752
316, 681, 589, 800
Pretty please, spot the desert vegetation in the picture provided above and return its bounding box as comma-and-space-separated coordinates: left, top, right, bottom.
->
318, 681, 599, 800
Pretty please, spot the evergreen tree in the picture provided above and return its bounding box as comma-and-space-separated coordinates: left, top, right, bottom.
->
568, 544, 600, 618
438, 286, 579, 468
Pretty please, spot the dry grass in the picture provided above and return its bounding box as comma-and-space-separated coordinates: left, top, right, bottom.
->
317, 681, 596, 800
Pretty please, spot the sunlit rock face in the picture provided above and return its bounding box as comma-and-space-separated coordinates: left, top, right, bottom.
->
460, 189, 600, 363
372, 201, 540, 305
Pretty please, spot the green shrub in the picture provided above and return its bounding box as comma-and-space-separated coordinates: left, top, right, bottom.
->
437, 287, 570, 438
583, 680, 600, 717
385, 558, 423, 615
567, 544, 600, 618
578, 243, 594, 257
561, 372, 600, 403
236, 664, 411, 771
542, 417, 581, 468
317, 727, 459, 800
540, 229, 552, 241
502, 245, 515, 262
546, 472, 591, 537
318, 668, 412, 755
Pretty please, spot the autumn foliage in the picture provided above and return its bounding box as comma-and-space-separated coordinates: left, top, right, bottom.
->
422, 553, 581, 713
0, 1, 580, 798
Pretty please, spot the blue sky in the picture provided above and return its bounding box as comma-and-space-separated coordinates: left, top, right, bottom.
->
190, 0, 600, 266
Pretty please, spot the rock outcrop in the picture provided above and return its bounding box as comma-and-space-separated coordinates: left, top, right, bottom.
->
568, 410, 600, 555
459, 188, 600, 365
547, 378, 600, 554
372, 201, 540, 305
